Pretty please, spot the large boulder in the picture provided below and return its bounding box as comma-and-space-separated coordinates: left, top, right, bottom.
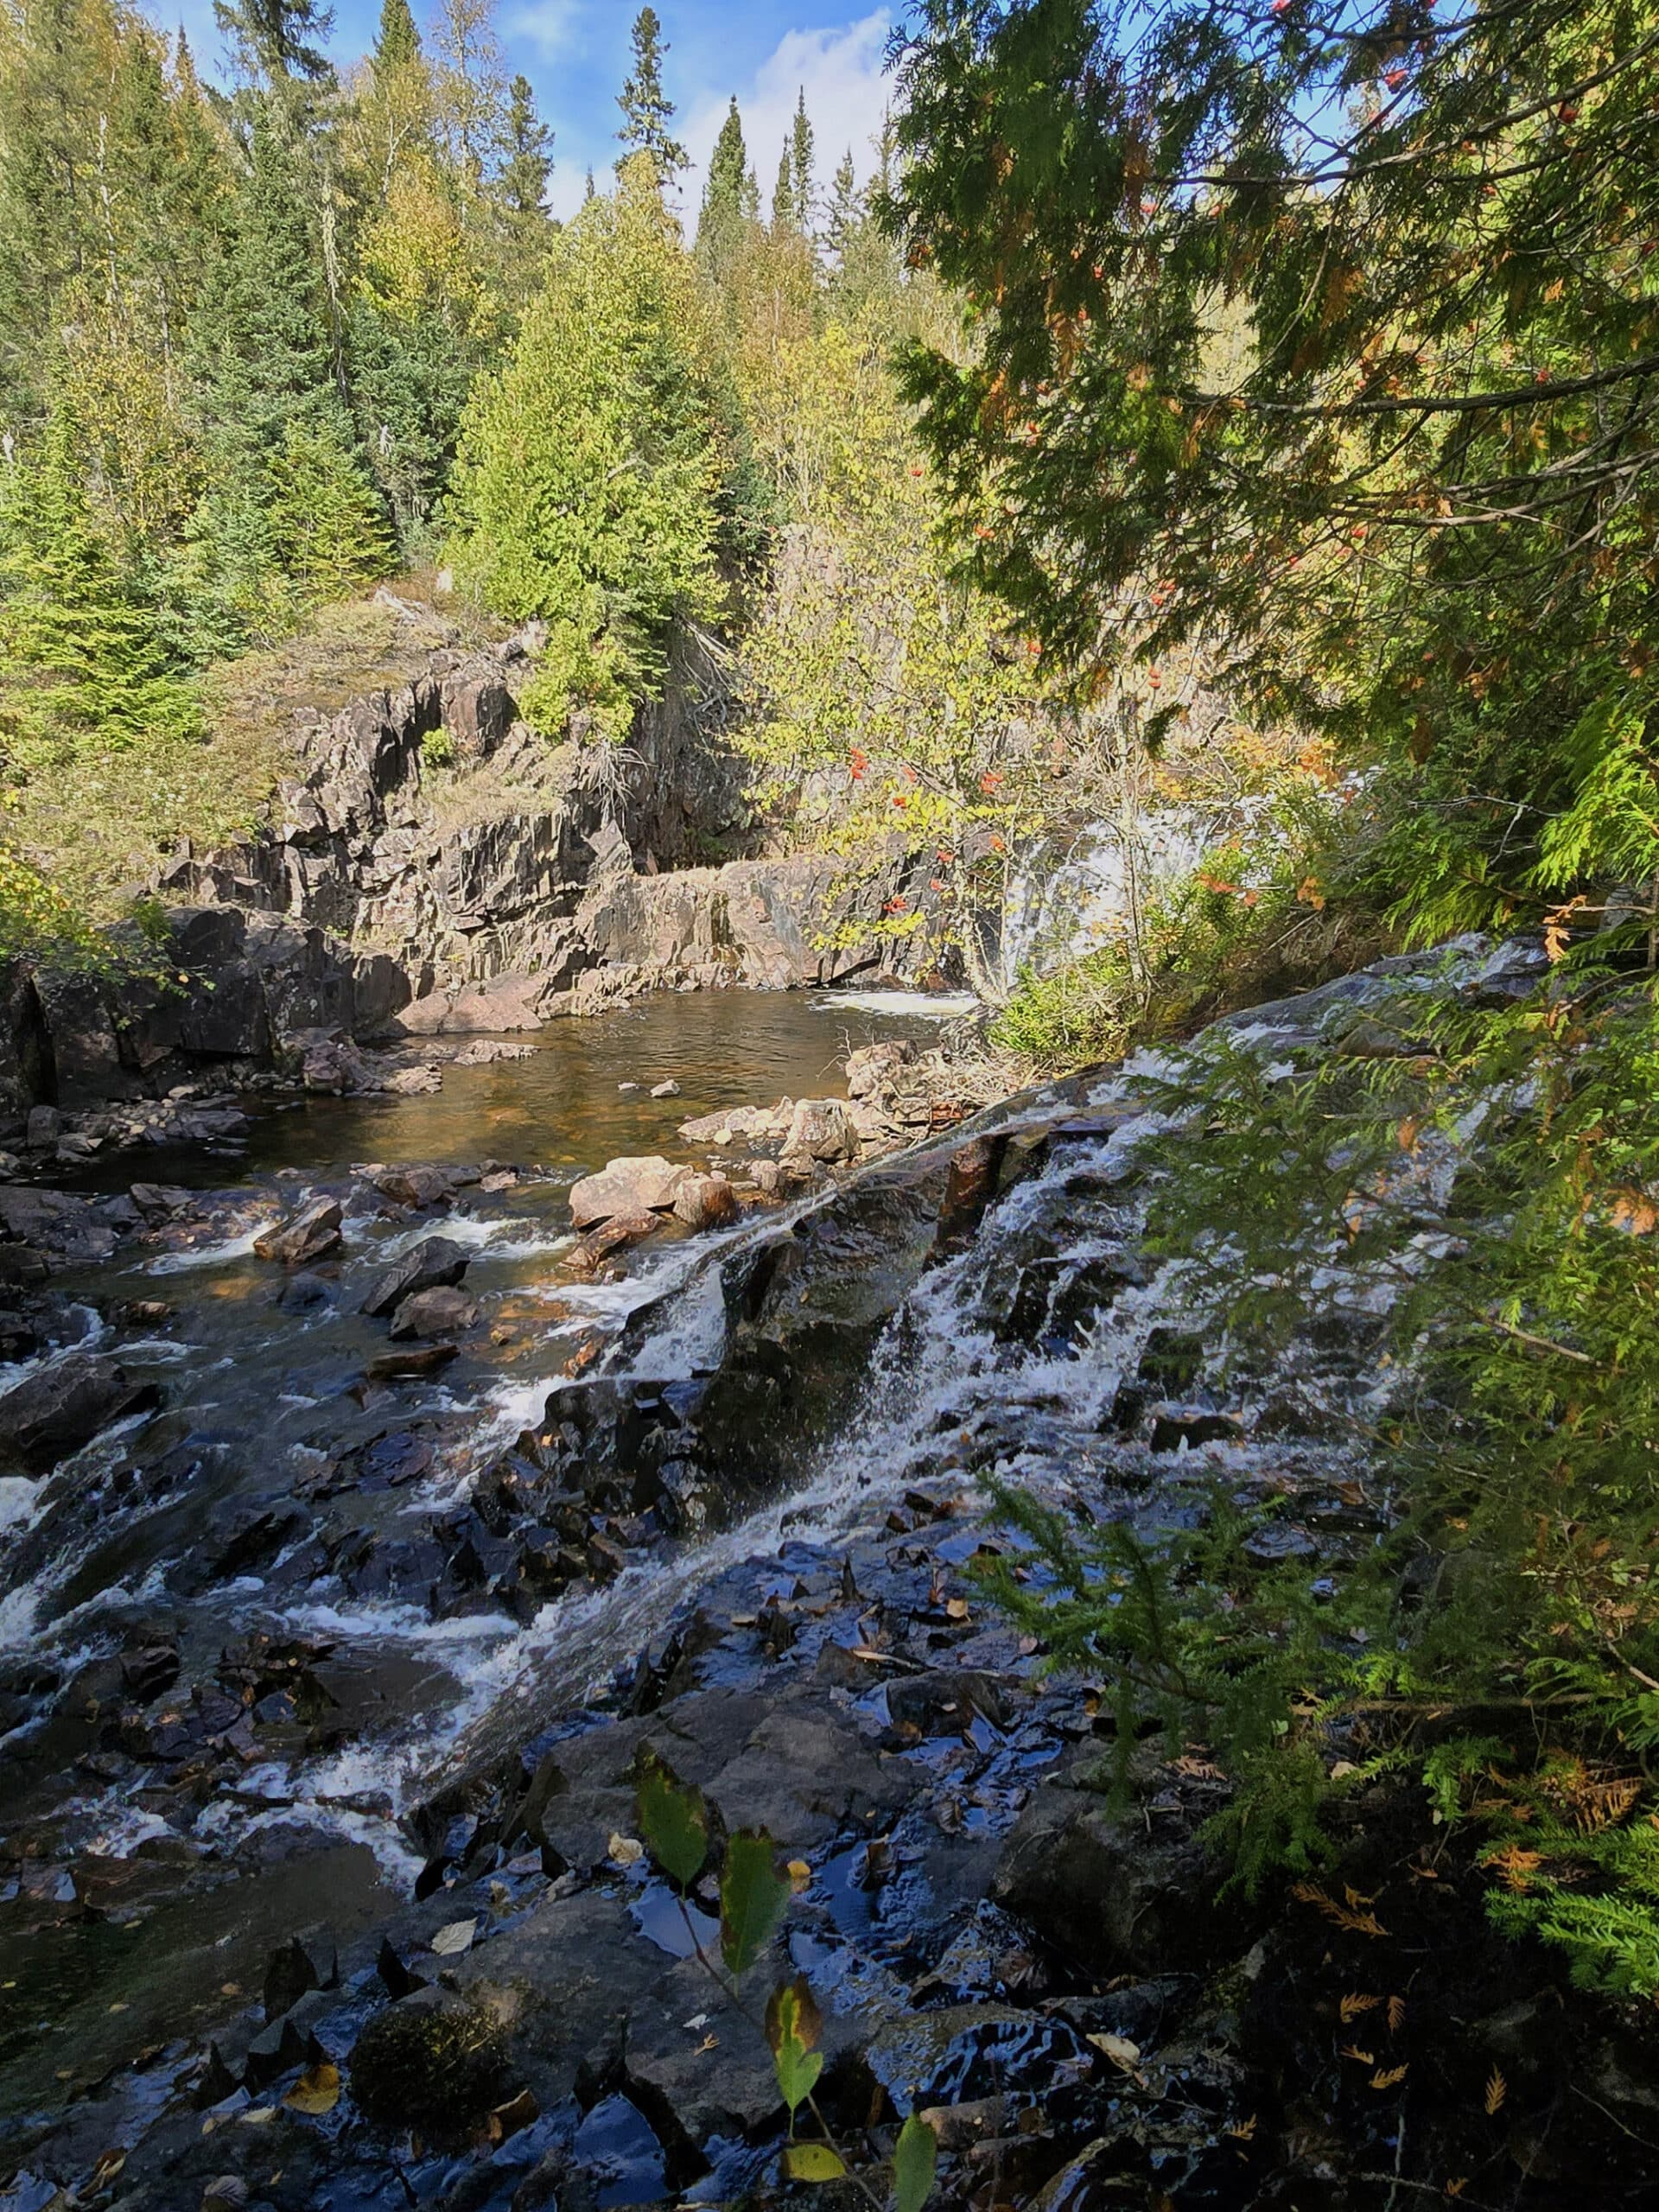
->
360, 1235, 470, 1319
0, 1355, 159, 1473
568, 1156, 690, 1230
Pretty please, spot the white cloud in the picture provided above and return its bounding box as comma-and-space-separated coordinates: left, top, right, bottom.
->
681, 10, 893, 220
504, 0, 581, 63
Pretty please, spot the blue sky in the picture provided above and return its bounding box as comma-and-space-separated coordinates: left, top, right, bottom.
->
168, 1, 900, 221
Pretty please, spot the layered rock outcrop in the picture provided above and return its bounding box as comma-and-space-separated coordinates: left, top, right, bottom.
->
0, 619, 952, 1116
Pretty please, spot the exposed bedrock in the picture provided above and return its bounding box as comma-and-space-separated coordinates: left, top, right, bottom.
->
0, 638, 955, 1116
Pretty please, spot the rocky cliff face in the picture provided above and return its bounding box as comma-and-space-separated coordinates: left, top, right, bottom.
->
0, 620, 948, 1116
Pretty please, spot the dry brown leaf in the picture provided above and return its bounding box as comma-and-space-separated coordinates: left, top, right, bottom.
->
1446, 2181, 1469, 2199
1484, 2066, 1507, 2115
1370, 2064, 1409, 2091
1088, 2032, 1142, 2068
1387, 1994, 1406, 2035
1339, 1993, 1381, 2023
1339, 2044, 1376, 2065
1292, 1880, 1389, 1937
1226, 2114, 1258, 2141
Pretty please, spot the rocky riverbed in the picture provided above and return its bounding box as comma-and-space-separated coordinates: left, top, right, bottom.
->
3, 951, 1658, 2212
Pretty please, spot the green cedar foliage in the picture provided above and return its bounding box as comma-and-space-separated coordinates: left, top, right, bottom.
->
447, 156, 734, 740
264, 415, 392, 601
214, 0, 334, 84
887, 0, 1659, 945
615, 7, 686, 185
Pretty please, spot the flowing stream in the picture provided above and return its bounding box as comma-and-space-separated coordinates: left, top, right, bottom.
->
0, 990, 962, 2118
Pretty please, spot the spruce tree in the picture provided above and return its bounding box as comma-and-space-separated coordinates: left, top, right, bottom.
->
615, 8, 686, 183
265, 416, 392, 600
771, 143, 792, 235
696, 97, 749, 283
789, 88, 815, 237
213, 0, 334, 84
0, 393, 198, 759
825, 148, 859, 260
372, 0, 420, 72
499, 74, 553, 217
195, 104, 340, 462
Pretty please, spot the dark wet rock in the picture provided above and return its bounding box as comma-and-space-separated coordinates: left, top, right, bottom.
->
1147, 1405, 1246, 1451
0, 1184, 118, 1264
569, 1155, 690, 1230
276, 1269, 336, 1314
365, 1342, 459, 1382
389, 1284, 479, 1339
887, 1668, 1014, 1736
359, 1233, 470, 1317
992, 1764, 1245, 1977
348, 1987, 514, 2133
118, 1635, 181, 1703
262, 1927, 339, 2023
366, 1163, 461, 1210
251, 1198, 343, 1267
0, 1354, 159, 1472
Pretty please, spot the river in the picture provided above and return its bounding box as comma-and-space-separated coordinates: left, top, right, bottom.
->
0, 988, 960, 2127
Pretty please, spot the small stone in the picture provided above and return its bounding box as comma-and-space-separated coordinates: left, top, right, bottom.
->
252, 1198, 344, 1268
360, 1236, 470, 1319
365, 1344, 460, 1383
672, 1174, 740, 1232
389, 1286, 480, 1341
25, 1105, 61, 1150
650, 1079, 681, 1098
567, 1209, 664, 1276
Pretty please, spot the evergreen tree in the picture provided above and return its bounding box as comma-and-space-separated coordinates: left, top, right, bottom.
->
615, 7, 686, 183
499, 73, 553, 216
789, 88, 814, 236
584, 166, 596, 203
771, 143, 792, 235
265, 416, 392, 599
372, 0, 420, 72
824, 148, 858, 261
0, 392, 199, 759
213, 0, 334, 84
194, 104, 340, 462
448, 156, 728, 738
696, 97, 750, 283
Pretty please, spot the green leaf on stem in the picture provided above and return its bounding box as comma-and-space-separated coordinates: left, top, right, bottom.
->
633, 1745, 709, 1890
893, 2112, 938, 2212
766, 1976, 824, 2113
719, 1827, 791, 1978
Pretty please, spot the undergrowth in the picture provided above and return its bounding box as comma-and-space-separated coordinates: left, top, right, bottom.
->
985, 945, 1659, 1997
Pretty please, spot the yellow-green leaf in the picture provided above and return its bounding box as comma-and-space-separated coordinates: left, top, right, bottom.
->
283, 2062, 340, 2115
784, 2143, 847, 2182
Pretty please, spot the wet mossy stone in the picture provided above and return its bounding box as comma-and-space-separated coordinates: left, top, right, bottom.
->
348, 1987, 513, 2133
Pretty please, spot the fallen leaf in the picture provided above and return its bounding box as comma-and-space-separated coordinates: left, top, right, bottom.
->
430, 1917, 477, 1956
607, 1833, 645, 1866
238, 2106, 278, 2126
1387, 1994, 1406, 2035
1484, 2066, 1507, 2115
787, 1859, 812, 1893
695, 2033, 719, 2055
783, 2143, 847, 2182
1370, 2064, 1409, 2090
1339, 2045, 1377, 2066
1226, 2114, 1258, 2141
1339, 1993, 1381, 2023
283, 2061, 340, 2116
1088, 2032, 1141, 2067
